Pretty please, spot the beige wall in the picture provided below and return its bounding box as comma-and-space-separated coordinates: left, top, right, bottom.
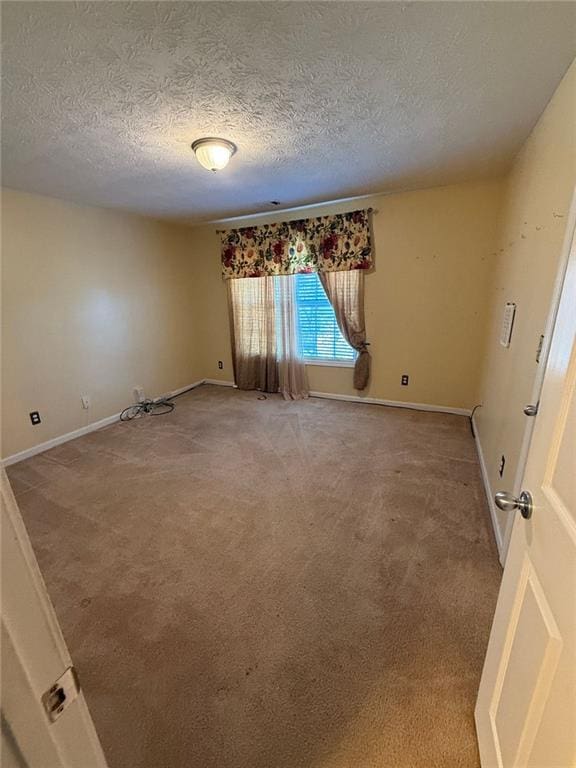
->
475, 60, 576, 551
189, 179, 504, 410
1, 189, 201, 458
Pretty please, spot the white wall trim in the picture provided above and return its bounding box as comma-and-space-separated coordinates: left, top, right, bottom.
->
158, 379, 206, 399
2, 378, 207, 467
304, 359, 355, 369
3, 379, 471, 466
208, 192, 379, 226
472, 414, 504, 564
203, 378, 236, 387
2, 412, 123, 468
309, 390, 472, 417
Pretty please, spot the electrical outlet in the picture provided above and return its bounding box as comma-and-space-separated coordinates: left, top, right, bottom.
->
134, 386, 145, 403
81, 395, 90, 409
499, 455, 506, 478
218, 360, 223, 370
30, 411, 41, 425
401, 374, 409, 386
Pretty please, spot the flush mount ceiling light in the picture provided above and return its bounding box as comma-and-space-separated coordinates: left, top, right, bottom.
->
191, 137, 237, 172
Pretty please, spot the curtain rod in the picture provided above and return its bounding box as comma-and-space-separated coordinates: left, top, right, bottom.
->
216, 207, 375, 233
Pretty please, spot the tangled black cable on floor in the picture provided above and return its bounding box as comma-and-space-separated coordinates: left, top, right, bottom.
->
120, 398, 175, 421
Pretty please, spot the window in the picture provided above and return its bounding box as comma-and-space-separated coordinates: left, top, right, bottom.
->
293, 272, 356, 364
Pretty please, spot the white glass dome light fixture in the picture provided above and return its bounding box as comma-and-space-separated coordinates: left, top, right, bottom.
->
191, 137, 237, 172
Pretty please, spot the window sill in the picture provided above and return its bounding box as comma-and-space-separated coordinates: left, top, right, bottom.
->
303, 359, 356, 369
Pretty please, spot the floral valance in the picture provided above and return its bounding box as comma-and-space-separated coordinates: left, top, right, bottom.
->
220, 209, 372, 279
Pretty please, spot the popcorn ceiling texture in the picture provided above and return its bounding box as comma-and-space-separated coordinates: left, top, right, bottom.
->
1, 1, 575, 222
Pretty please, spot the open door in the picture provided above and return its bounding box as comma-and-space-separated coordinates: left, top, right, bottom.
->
1, 469, 108, 767
475, 213, 576, 763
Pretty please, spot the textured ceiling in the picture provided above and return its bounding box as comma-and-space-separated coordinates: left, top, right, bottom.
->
2, 2, 575, 223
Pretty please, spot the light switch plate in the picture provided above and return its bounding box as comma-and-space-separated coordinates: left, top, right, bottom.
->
500, 302, 516, 347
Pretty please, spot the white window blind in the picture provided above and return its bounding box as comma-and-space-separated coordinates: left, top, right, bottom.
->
294, 272, 356, 363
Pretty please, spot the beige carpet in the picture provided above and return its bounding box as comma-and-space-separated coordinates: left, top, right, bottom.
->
8, 384, 501, 768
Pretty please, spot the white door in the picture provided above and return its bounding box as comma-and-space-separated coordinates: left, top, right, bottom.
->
1, 469, 108, 767
475, 221, 576, 765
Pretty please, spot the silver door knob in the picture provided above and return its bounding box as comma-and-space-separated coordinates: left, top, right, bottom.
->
495, 491, 533, 519
524, 404, 539, 416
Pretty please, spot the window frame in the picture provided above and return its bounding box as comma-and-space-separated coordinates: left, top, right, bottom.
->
303, 357, 356, 368
293, 272, 357, 367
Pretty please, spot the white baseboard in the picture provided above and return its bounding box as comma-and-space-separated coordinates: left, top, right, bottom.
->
159, 379, 205, 399
472, 414, 504, 564
2, 378, 207, 467
203, 378, 236, 387
2, 412, 122, 468
2, 379, 471, 467
309, 390, 472, 417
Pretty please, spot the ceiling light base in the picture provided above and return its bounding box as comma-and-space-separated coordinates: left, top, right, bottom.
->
191, 137, 237, 172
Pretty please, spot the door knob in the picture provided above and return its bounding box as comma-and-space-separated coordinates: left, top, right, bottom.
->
494, 491, 533, 519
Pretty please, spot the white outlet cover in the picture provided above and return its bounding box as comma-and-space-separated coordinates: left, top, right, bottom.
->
134, 386, 145, 403
81, 395, 90, 409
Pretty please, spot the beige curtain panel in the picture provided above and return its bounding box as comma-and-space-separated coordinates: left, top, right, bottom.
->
227, 276, 309, 399
276, 276, 308, 400
319, 270, 371, 390
227, 277, 279, 393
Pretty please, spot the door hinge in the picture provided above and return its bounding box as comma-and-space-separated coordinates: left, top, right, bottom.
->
41, 666, 80, 723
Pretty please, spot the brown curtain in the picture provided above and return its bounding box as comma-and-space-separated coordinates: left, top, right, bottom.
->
227, 277, 279, 392
319, 270, 370, 390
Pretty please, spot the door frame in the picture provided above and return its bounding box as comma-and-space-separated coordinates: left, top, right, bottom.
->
501, 186, 576, 561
